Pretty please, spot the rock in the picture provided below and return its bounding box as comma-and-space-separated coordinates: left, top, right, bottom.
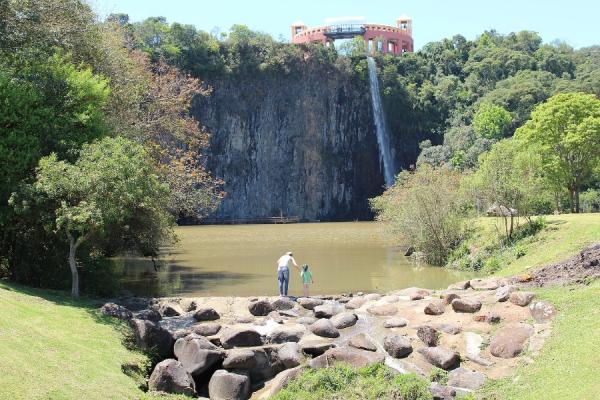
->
269, 324, 306, 344
466, 354, 494, 367
469, 278, 499, 291
298, 297, 324, 310
363, 293, 381, 301
410, 293, 425, 301
174, 334, 223, 376
367, 303, 398, 316
337, 296, 351, 304
296, 316, 317, 325
272, 297, 295, 310
447, 280, 470, 290
172, 329, 191, 342
193, 307, 220, 321
490, 323, 533, 358
100, 303, 132, 320
308, 354, 329, 369
383, 335, 413, 358
330, 312, 358, 329
299, 339, 335, 356
222, 348, 257, 370
130, 319, 174, 358
249, 300, 275, 316
257, 367, 303, 399
148, 359, 196, 396
279, 309, 299, 318
442, 293, 460, 305
451, 298, 482, 313
381, 295, 400, 303
221, 328, 263, 349
485, 312, 501, 324
345, 297, 365, 310
159, 303, 183, 317
429, 382, 456, 400
246, 347, 279, 382
424, 300, 446, 315
448, 367, 486, 390
136, 308, 162, 322
235, 315, 254, 324
383, 317, 409, 328
417, 347, 460, 370
529, 300, 557, 323
417, 325, 439, 347
509, 291, 535, 307
267, 311, 284, 324
348, 333, 377, 352
436, 323, 461, 335
395, 287, 431, 298
277, 342, 301, 369
313, 304, 338, 319
495, 285, 516, 302
208, 370, 250, 400
322, 346, 385, 368
310, 318, 340, 338
192, 323, 221, 336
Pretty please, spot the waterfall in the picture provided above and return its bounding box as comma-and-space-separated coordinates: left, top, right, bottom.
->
366, 57, 395, 187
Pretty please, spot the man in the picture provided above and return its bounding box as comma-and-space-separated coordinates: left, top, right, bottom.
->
276, 251, 300, 296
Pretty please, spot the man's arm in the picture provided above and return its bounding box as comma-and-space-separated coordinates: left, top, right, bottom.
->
291, 257, 300, 270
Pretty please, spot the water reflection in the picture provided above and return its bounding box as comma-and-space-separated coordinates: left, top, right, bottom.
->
117, 222, 473, 297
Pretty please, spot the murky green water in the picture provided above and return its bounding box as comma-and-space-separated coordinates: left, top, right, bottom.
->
116, 222, 473, 297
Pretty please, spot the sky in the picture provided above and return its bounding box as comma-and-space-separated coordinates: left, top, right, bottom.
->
92, 0, 600, 50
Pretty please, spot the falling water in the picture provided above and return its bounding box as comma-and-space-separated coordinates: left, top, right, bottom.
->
366, 57, 395, 187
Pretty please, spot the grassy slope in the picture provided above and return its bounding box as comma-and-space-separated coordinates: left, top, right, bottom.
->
0, 282, 185, 400
472, 213, 600, 276
481, 281, 600, 400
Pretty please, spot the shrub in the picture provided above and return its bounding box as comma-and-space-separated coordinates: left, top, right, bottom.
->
429, 367, 449, 385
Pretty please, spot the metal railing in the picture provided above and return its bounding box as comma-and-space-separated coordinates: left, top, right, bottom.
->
324, 24, 366, 37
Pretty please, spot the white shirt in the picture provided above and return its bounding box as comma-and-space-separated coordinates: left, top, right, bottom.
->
277, 255, 296, 271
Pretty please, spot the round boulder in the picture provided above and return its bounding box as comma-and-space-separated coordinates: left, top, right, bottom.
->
417, 325, 439, 347
424, 300, 446, 315
367, 303, 398, 316
148, 359, 196, 396
249, 300, 275, 316
173, 334, 223, 376
331, 312, 358, 329
272, 297, 296, 310
309, 318, 340, 338
191, 323, 221, 336
529, 300, 557, 323
451, 298, 482, 313
100, 303, 132, 320
193, 307, 220, 322
345, 297, 365, 310
208, 370, 250, 400
383, 335, 413, 358
313, 304, 337, 319
417, 347, 460, 370
489, 323, 533, 358
348, 333, 377, 352
298, 297, 324, 310
221, 327, 263, 349
383, 317, 408, 328
509, 291, 535, 307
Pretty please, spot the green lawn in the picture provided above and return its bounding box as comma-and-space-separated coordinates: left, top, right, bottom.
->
481, 280, 600, 400
0, 281, 185, 400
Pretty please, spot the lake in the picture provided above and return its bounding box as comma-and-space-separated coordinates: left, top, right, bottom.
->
116, 222, 473, 297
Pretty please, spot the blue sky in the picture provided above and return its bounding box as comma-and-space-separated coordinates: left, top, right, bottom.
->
93, 0, 600, 50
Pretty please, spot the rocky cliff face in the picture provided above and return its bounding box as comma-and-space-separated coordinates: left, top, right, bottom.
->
191, 63, 386, 221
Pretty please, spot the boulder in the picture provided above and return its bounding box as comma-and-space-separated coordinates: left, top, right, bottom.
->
380, 295, 399, 303
383, 335, 413, 358
348, 333, 377, 352
249, 300, 275, 316
235, 315, 255, 324
509, 291, 535, 307
193, 307, 220, 322
490, 323, 533, 358
222, 348, 257, 370
309, 318, 340, 338
429, 382, 456, 400
298, 297, 324, 310
436, 323, 461, 335
451, 298, 482, 313
277, 342, 301, 369
272, 297, 295, 311
442, 293, 460, 305
447, 280, 470, 291
330, 312, 358, 329
395, 287, 432, 298
173, 334, 223, 376
469, 278, 499, 291
448, 367, 486, 390
308, 354, 329, 369
417, 347, 460, 370
345, 297, 365, 310
267, 311, 284, 324
495, 285, 516, 302
313, 304, 337, 319
424, 300, 446, 315
299, 339, 335, 356
100, 303, 132, 320
363, 293, 381, 302
221, 327, 263, 349
529, 300, 557, 323
136, 308, 162, 323
383, 317, 408, 328
417, 325, 439, 347
148, 359, 196, 396
159, 302, 183, 317
208, 370, 250, 400
322, 346, 385, 368
295, 316, 317, 325
269, 324, 306, 344
279, 309, 299, 318
367, 303, 398, 316
130, 318, 174, 358
192, 323, 222, 337
257, 367, 303, 399
179, 299, 197, 312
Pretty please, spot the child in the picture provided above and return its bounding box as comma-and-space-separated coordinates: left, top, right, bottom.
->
300, 264, 314, 297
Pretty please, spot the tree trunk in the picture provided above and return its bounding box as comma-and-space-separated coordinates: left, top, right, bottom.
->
509, 214, 514, 239
575, 189, 580, 213
67, 233, 80, 298
569, 189, 575, 213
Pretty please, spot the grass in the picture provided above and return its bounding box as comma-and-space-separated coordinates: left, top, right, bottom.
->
0, 281, 186, 400
480, 280, 600, 400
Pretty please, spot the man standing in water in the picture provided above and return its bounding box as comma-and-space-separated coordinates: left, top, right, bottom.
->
276, 251, 299, 296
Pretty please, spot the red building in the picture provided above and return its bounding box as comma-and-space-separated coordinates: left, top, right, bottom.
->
291, 16, 413, 55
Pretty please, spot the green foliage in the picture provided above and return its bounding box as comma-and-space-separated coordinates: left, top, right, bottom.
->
473, 103, 513, 139
273, 363, 432, 400
371, 165, 467, 265
580, 189, 600, 213
428, 367, 448, 385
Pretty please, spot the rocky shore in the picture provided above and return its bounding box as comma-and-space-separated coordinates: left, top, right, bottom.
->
101, 274, 559, 400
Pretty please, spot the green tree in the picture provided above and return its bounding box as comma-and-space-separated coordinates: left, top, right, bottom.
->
473, 103, 513, 140
515, 93, 600, 212
14, 137, 175, 297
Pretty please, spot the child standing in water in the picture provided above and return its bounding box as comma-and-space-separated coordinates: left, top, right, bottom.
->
301, 264, 314, 297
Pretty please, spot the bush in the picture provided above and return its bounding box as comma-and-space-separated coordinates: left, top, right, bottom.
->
429, 367, 448, 385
